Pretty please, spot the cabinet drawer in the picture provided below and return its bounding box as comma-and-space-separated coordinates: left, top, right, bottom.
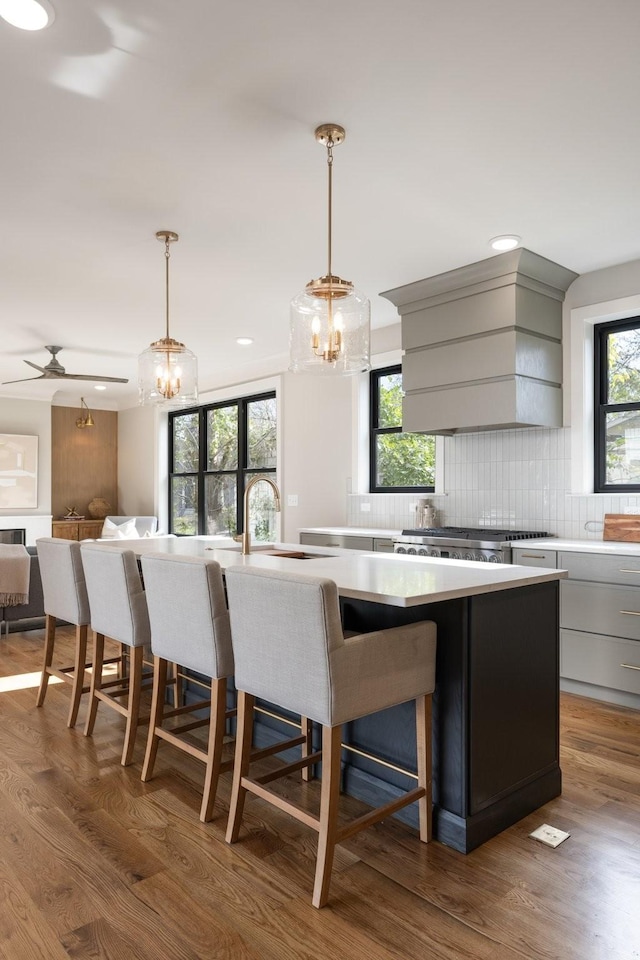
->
512, 547, 558, 568
561, 629, 640, 695
561, 580, 640, 641
373, 538, 395, 553
559, 550, 640, 586
300, 533, 373, 551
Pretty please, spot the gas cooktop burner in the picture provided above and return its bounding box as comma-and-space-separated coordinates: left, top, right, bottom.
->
400, 527, 548, 542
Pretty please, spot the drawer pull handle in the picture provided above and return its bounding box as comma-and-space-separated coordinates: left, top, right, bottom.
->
519, 553, 548, 559
619, 568, 640, 574
621, 662, 640, 671
620, 610, 640, 617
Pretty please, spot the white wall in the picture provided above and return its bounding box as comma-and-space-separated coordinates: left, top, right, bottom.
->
117, 404, 158, 519
280, 371, 353, 541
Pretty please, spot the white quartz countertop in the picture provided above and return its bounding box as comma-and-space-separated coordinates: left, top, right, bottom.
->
94, 536, 567, 608
512, 537, 640, 556
299, 526, 401, 538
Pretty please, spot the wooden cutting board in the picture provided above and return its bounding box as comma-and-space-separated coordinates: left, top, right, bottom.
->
603, 514, 640, 542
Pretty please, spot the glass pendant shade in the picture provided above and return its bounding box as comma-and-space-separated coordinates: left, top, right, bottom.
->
138, 336, 198, 406
289, 123, 371, 376
289, 277, 370, 375
138, 230, 198, 407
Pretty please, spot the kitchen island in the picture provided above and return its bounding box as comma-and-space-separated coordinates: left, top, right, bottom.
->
95, 537, 567, 852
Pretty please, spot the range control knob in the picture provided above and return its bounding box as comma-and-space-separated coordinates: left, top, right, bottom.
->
396, 547, 406, 554
489, 555, 500, 562
408, 547, 417, 555
430, 550, 439, 558
418, 548, 427, 556
451, 551, 460, 559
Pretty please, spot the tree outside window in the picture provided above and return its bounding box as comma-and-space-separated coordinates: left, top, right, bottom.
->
595, 318, 640, 491
170, 393, 277, 537
370, 366, 435, 492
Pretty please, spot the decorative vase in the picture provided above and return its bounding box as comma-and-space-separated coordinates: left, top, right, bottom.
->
87, 497, 111, 519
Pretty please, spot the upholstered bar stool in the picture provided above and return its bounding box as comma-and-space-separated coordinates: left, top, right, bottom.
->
35, 537, 91, 728
224, 566, 437, 909
80, 543, 152, 765
139, 553, 236, 822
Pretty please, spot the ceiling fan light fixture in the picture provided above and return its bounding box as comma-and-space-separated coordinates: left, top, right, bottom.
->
289, 124, 371, 376
138, 231, 198, 407
0, 0, 54, 30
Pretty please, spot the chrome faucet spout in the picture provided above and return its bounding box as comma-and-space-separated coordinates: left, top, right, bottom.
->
237, 476, 281, 555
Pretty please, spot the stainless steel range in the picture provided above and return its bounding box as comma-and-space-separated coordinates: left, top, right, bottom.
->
392, 527, 549, 563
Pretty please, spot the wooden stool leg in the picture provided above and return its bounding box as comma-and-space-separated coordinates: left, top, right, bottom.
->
84, 631, 104, 737
200, 677, 228, 822
141, 656, 167, 782
36, 614, 56, 707
416, 693, 433, 843
312, 724, 342, 909
225, 691, 255, 843
301, 715, 314, 782
121, 645, 143, 766
66, 623, 88, 729
171, 662, 182, 708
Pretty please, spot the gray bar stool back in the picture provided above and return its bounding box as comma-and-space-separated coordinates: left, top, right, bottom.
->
80, 543, 151, 765
224, 565, 437, 909
139, 553, 235, 822
35, 537, 91, 728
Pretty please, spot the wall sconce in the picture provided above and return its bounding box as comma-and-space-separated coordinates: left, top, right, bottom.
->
76, 397, 95, 429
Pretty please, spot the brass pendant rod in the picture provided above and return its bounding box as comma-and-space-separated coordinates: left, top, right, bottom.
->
326, 136, 333, 280
164, 237, 171, 340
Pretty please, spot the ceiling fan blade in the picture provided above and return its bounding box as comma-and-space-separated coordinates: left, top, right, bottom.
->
57, 373, 130, 383
23, 360, 47, 373
2, 375, 46, 385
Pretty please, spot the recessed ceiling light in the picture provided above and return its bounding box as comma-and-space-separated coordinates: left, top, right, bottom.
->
94, 385, 107, 391
236, 337, 253, 346
490, 235, 521, 252
0, 0, 55, 30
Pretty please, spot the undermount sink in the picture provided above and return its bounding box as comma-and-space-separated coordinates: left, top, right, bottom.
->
209, 544, 336, 559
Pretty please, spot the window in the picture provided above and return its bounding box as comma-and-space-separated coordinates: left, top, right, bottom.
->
595, 317, 640, 491
370, 365, 435, 492
169, 392, 277, 537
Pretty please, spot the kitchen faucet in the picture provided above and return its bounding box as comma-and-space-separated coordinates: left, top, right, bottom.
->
235, 475, 281, 555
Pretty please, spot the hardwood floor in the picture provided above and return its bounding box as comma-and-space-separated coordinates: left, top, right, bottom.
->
0, 625, 639, 960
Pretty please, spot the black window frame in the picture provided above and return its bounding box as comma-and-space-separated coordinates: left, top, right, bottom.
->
369, 364, 435, 494
169, 390, 277, 536
594, 316, 640, 493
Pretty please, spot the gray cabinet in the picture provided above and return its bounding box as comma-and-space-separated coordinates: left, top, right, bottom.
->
300, 532, 374, 551
515, 545, 640, 704
511, 547, 558, 568
556, 549, 640, 706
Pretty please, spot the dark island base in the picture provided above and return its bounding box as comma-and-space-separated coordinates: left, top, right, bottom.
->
200, 579, 561, 854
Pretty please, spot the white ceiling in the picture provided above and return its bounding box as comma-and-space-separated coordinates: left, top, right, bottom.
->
2, 0, 640, 409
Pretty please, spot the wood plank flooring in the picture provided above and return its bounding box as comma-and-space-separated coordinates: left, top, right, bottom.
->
0, 625, 639, 959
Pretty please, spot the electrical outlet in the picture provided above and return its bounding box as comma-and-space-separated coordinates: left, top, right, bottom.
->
624, 507, 640, 514
287, 494, 298, 507
360, 502, 371, 512
529, 823, 570, 847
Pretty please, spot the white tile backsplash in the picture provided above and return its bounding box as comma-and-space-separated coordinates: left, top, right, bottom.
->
347, 425, 640, 539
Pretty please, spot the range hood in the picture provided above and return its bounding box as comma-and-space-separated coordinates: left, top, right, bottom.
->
380, 248, 578, 434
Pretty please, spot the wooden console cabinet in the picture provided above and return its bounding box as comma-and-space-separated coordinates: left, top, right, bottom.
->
52, 519, 105, 541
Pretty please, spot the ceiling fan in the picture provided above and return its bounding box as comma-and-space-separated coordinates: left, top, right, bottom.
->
2, 345, 129, 385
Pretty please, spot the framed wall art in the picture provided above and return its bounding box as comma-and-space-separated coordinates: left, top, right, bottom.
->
0, 434, 38, 509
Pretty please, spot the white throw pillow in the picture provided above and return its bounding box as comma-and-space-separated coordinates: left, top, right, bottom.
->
101, 518, 140, 540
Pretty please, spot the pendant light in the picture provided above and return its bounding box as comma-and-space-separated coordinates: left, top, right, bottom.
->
289, 124, 371, 375
138, 230, 198, 406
